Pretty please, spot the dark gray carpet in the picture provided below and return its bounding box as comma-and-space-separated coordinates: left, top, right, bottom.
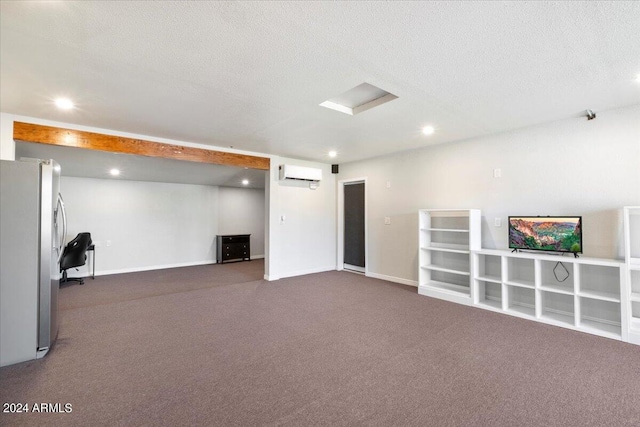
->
1, 262, 639, 426
57, 260, 265, 310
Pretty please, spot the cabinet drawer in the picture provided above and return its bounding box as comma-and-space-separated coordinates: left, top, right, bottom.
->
223, 244, 249, 250
221, 235, 250, 244
224, 246, 242, 260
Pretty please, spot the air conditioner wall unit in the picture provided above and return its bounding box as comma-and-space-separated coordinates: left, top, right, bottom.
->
279, 165, 322, 182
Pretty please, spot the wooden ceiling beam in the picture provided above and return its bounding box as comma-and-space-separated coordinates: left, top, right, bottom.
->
12, 122, 270, 171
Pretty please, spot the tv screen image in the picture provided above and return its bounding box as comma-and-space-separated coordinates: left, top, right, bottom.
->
508, 216, 582, 254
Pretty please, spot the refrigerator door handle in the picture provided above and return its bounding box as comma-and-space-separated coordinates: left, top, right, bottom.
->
56, 193, 67, 263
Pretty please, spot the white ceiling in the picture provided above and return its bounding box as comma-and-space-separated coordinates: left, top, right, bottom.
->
1, 1, 639, 168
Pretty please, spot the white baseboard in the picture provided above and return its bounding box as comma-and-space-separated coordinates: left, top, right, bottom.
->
280, 265, 336, 279
267, 268, 417, 287
71, 257, 263, 279
69, 260, 217, 277
266, 265, 336, 281
365, 271, 418, 287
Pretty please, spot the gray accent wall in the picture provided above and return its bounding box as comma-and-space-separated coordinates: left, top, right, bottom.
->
218, 186, 266, 258
338, 105, 640, 284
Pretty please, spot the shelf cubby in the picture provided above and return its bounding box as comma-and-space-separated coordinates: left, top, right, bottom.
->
477, 280, 502, 310
427, 251, 470, 275
630, 302, 640, 335
630, 270, 640, 302
430, 269, 470, 285
540, 291, 574, 327
505, 257, 535, 288
422, 270, 471, 297
429, 214, 470, 231
579, 297, 621, 337
633, 301, 640, 318
476, 253, 502, 283
578, 264, 621, 302
422, 281, 470, 296
506, 285, 535, 318
540, 260, 574, 295
428, 230, 470, 247
626, 208, 640, 261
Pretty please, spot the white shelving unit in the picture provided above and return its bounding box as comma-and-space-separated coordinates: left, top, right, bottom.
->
472, 249, 625, 341
624, 206, 640, 345
418, 208, 637, 345
418, 209, 481, 305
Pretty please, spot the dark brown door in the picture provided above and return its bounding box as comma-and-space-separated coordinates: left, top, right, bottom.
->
344, 182, 365, 270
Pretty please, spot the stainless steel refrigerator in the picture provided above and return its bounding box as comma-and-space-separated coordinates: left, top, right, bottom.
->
0, 158, 66, 367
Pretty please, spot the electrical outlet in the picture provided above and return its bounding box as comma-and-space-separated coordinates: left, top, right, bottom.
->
386, 181, 391, 189
494, 218, 502, 227
384, 217, 391, 225
106, 240, 112, 247
493, 168, 502, 178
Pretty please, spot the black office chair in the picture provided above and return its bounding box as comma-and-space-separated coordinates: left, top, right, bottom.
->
60, 232, 92, 285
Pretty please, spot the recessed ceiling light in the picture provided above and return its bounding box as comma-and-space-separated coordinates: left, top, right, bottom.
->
109, 168, 120, 176
54, 98, 74, 110
422, 126, 435, 136
328, 150, 337, 158
242, 179, 249, 186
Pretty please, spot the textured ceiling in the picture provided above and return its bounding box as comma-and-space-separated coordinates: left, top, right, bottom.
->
1, 1, 639, 166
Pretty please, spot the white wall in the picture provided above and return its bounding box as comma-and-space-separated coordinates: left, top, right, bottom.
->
218, 186, 266, 258
266, 157, 336, 280
338, 105, 640, 285
62, 177, 219, 276
0, 113, 16, 160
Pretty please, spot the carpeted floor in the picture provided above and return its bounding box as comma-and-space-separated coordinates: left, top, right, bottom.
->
1, 261, 640, 426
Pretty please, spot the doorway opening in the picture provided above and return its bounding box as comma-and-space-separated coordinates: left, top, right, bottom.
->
338, 178, 367, 274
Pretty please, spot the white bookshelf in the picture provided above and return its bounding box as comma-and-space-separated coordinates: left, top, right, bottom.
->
418, 209, 481, 305
472, 249, 625, 341
624, 206, 640, 345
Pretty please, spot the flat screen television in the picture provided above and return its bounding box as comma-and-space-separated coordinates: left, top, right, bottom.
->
508, 216, 582, 255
